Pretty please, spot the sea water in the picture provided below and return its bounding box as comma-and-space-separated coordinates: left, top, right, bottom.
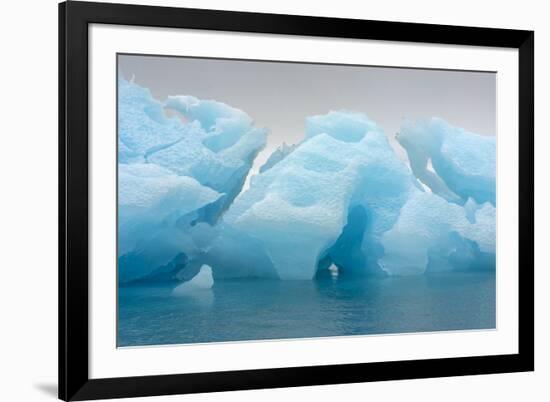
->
118, 271, 495, 347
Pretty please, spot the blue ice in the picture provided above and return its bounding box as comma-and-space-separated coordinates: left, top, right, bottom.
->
117, 78, 267, 282
118, 80, 496, 284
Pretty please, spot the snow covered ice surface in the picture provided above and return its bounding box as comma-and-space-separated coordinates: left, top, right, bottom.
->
117, 79, 496, 285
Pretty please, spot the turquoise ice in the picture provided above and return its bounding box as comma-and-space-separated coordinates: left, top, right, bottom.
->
397, 117, 496, 205
117, 80, 496, 284
221, 111, 418, 279
117, 78, 267, 282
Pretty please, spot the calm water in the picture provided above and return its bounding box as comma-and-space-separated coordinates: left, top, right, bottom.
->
118, 271, 495, 347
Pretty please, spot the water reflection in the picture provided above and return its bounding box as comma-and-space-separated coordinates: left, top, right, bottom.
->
118, 271, 495, 347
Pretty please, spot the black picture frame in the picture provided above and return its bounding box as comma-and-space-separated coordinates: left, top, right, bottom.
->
59, 1, 534, 400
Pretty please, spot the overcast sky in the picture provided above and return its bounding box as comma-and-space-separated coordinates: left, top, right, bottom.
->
118, 54, 496, 178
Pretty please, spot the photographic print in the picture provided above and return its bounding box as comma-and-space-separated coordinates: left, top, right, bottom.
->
117, 54, 496, 347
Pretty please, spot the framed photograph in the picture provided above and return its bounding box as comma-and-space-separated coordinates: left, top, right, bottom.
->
59, 1, 534, 400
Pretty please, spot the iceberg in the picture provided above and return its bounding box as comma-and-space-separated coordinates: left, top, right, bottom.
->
172, 264, 215, 305
379, 192, 495, 275
172, 264, 214, 295
205, 112, 496, 280
117, 163, 222, 283
117, 81, 496, 285
194, 222, 280, 280
118, 77, 267, 222
117, 77, 267, 283
220, 111, 419, 280
118, 163, 222, 240
397, 118, 496, 205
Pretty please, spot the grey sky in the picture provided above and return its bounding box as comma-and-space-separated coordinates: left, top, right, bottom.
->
118, 54, 496, 179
